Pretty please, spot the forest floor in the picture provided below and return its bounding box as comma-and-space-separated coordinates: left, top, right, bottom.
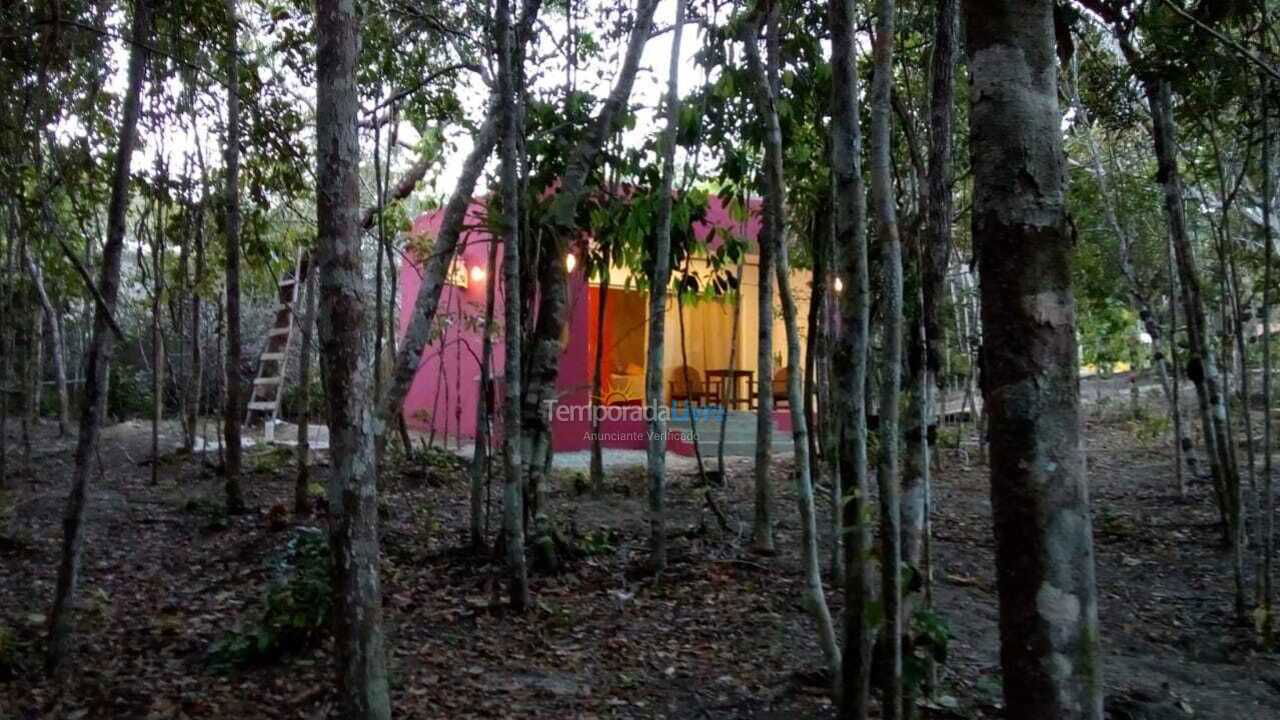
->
3, 382, 1280, 719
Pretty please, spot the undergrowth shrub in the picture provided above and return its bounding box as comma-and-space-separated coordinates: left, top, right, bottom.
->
208, 528, 330, 669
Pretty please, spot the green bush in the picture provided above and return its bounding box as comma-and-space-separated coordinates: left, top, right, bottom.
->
208, 528, 330, 669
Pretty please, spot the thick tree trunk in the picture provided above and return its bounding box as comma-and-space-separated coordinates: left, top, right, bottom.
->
965, 2, 1103, 717
645, 0, 686, 574
45, 0, 150, 673
315, 0, 392, 715
495, 0, 530, 612
869, 0, 903, 715
295, 268, 316, 515
223, 0, 245, 514
830, 0, 874, 712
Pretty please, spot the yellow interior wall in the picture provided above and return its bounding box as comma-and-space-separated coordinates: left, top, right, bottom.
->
588, 253, 813, 402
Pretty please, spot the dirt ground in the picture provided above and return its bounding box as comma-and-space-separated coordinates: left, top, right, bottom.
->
2, 382, 1280, 719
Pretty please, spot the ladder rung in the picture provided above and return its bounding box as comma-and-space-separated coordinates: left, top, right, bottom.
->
261, 352, 285, 362
253, 376, 283, 385
268, 326, 291, 337
248, 401, 279, 411
280, 278, 297, 287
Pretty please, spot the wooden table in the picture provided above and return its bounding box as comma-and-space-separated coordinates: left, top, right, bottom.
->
706, 369, 754, 409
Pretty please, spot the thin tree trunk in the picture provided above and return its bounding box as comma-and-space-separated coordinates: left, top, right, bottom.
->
24, 252, 70, 435
741, 4, 777, 556
869, 0, 903, 714
1069, 57, 1195, 482
519, 0, 662, 567
470, 233, 500, 549
916, 2, 956, 697
315, 0, 392, 714
151, 199, 165, 485
965, 2, 1103, 717
223, 0, 245, 514
1168, 235, 1186, 498
295, 268, 316, 515
45, 0, 150, 673
645, 0, 686, 574
1262, 68, 1275, 644
830, 0, 873, 710
495, 0, 530, 612
590, 258, 610, 495
1149, 76, 1240, 545
0, 212, 13, 489
745, 0, 840, 671
376, 0, 538, 453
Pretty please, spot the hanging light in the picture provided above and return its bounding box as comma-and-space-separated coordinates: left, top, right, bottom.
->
469, 265, 487, 284
834, 277, 845, 294
565, 252, 577, 273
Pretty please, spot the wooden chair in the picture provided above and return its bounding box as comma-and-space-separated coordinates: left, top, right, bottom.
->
669, 366, 718, 408
772, 366, 791, 408
752, 366, 793, 409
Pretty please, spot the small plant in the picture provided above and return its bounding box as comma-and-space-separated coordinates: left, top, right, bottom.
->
574, 528, 619, 557
208, 528, 331, 669
397, 444, 468, 485
905, 607, 951, 692
1129, 412, 1171, 446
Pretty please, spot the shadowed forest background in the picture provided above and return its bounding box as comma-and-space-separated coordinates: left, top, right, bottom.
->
3, 1, 1280, 719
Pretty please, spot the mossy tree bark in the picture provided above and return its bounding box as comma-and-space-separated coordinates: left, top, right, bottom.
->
965, 1, 1103, 716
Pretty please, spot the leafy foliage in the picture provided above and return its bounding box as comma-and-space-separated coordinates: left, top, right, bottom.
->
208, 528, 331, 669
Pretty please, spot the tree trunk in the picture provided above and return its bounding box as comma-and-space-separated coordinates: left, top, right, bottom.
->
315, 0, 392, 714
470, 232, 500, 550
745, 0, 841, 676
379, 0, 541, 449
590, 258, 610, 495
1146, 77, 1241, 546
495, 0, 530, 612
965, 2, 1103, 717
518, 0, 662, 564
830, 0, 874, 710
1262, 71, 1275, 644
223, 0, 245, 514
187, 188, 207, 454
24, 250, 69, 435
742, 5, 778, 556
151, 203, 165, 485
1167, 235, 1187, 497
869, 0, 903, 714
45, 0, 150, 673
644, 0, 686, 574
295, 268, 316, 515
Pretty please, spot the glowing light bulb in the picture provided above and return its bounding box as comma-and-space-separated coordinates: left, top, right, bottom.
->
565, 252, 577, 273
834, 277, 845, 294
469, 265, 487, 284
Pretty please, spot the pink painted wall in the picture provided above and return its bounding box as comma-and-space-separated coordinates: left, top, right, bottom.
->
396, 194, 772, 453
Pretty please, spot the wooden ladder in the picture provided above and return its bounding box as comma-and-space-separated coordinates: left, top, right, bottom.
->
246, 248, 310, 437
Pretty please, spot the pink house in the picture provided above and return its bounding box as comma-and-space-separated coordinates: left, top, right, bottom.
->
395, 195, 811, 455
